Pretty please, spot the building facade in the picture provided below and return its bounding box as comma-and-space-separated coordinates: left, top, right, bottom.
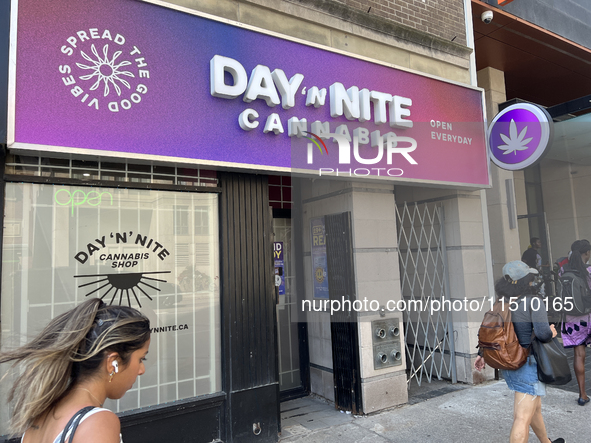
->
472, 0, 591, 291
11, 0, 590, 442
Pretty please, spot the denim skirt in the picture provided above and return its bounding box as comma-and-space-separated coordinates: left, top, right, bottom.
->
501, 355, 546, 397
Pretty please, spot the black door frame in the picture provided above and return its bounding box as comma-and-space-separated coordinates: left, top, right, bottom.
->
272, 205, 311, 403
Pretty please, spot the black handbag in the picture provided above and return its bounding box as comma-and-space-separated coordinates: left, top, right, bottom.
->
530, 336, 572, 385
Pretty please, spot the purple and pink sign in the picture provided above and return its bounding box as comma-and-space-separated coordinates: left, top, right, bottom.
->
488, 103, 553, 171
9, 0, 489, 186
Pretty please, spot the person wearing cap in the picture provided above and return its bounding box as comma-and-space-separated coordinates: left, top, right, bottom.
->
475, 260, 562, 443
560, 239, 591, 406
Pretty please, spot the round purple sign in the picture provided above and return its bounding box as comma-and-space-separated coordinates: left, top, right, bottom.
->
488, 103, 553, 170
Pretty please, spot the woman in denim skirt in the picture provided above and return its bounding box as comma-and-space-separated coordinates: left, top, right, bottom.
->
475, 261, 563, 443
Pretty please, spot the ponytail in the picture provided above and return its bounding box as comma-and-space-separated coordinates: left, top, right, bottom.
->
0, 298, 150, 435
0, 298, 101, 434
568, 239, 591, 280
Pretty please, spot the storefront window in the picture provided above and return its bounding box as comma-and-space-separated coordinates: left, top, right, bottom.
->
0, 183, 221, 432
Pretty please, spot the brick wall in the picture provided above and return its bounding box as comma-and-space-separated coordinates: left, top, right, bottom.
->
324, 0, 467, 46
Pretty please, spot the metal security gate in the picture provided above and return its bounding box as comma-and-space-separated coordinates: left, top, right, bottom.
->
396, 202, 456, 387
325, 212, 362, 414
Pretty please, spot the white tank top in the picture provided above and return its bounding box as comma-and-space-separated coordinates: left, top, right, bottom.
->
21, 408, 123, 443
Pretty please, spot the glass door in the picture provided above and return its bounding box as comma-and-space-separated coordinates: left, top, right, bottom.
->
273, 217, 302, 393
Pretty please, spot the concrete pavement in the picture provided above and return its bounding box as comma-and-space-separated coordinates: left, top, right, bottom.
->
560, 346, 591, 396
280, 380, 591, 443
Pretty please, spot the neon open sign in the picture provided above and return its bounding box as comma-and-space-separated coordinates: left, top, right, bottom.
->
54, 189, 114, 215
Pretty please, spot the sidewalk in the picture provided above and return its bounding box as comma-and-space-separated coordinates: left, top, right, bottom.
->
280, 380, 591, 443
560, 346, 591, 395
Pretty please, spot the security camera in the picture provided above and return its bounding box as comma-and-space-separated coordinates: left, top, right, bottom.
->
481, 10, 493, 24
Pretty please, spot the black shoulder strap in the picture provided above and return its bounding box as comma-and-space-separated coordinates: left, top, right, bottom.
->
59, 406, 96, 443
562, 264, 579, 275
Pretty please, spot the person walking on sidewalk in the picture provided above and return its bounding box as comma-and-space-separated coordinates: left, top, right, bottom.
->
475, 261, 564, 443
0, 298, 151, 443
560, 239, 591, 406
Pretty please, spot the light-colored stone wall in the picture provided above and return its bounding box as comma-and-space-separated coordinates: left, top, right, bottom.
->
351, 183, 407, 412
513, 169, 534, 257
301, 178, 497, 398
299, 178, 407, 412
477, 67, 521, 280
540, 159, 591, 261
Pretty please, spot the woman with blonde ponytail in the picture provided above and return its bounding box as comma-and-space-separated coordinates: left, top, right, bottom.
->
0, 298, 151, 443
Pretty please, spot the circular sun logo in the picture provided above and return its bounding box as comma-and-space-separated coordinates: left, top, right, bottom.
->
59, 28, 150, 112
78, 44, 134, 97
315, 267, 325, 284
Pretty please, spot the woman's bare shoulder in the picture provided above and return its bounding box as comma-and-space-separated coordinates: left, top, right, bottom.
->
71, 409, 121, 443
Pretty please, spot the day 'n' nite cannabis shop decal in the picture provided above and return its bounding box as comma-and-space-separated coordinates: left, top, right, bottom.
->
59, 27, 149, 112
72, 230, 171, 308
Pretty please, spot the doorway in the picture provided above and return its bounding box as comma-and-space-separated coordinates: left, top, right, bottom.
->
269, 175, 309, 400
395, 200, 456, 388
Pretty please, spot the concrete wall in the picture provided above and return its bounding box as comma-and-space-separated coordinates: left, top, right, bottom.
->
540, 159, 591, 261
299, 179, 497, 405
513, 169, 529, 254
350, 183, 407, 413
478, 67, 521, 280
299, 178, 407, 412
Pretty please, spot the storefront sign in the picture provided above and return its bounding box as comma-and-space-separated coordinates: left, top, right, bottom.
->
1, 183, 222, 421
311, 218, 329, 299
9, 0, 488, 186
488, 103, 553, 170
54, 189, 113, 215
73, 231, 171, 265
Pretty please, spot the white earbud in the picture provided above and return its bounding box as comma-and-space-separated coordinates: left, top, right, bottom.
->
112, 361, 119, 373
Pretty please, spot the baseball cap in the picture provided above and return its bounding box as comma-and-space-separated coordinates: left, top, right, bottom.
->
502, 260, 538, 282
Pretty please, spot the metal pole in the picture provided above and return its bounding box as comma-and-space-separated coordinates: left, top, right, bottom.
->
439, 206, 457, 384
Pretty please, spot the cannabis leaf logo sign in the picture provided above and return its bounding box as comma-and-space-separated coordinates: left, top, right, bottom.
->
498, 119, 533, 155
